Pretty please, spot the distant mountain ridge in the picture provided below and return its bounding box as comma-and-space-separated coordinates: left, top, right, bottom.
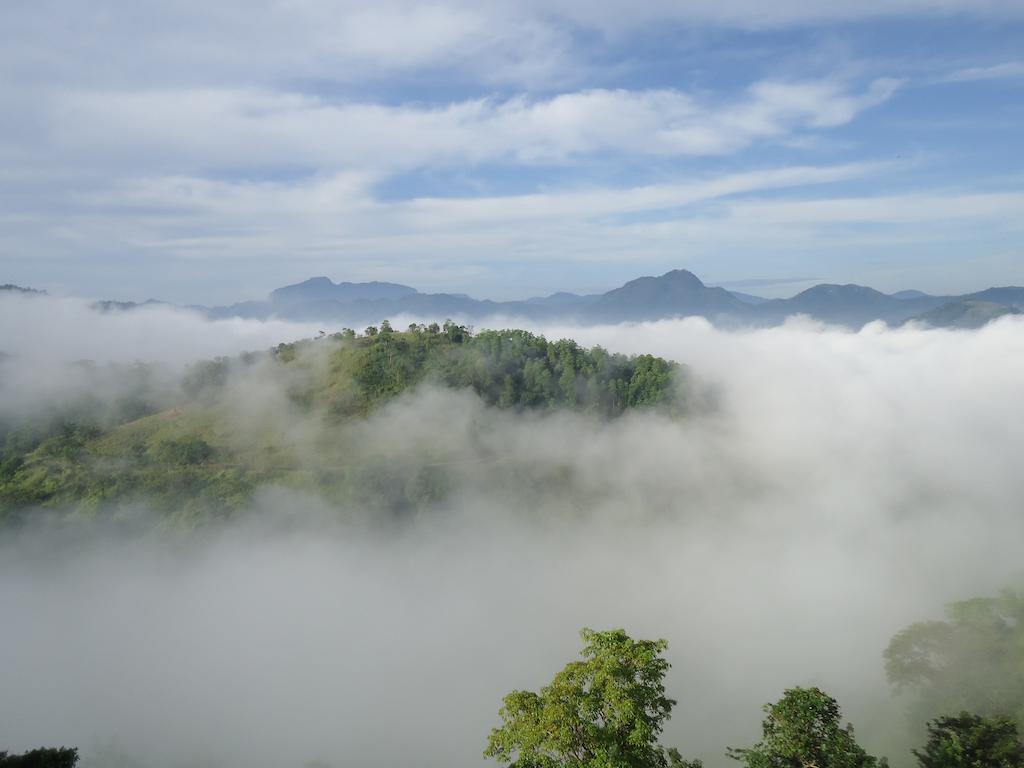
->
0, 284, 46, 295
754, 283, 938, 327
270, 277, 416, 306
205, 270, 1021, 329
906, 299, 1021, 329
8, 271, 1024, 329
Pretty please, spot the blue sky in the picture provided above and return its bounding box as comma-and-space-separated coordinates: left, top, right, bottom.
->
1, 1, 1022, 303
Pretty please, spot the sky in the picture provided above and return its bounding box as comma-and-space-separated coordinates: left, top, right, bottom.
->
1, 0, 1023, 304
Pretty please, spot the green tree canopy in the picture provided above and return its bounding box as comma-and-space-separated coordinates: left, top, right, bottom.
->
0, 325, 683, 520
913, 713, 1024, 768
484, 627, 698, 768
727, 687, 885, 768
884, 591, 1024, 728
913, 716, 1024, 768
0, 747, 79, 767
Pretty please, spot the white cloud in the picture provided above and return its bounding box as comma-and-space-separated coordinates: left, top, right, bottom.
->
723, 191, 1024, 226
543, 0, 1024, 29
79, 169, 1024, 250
42, 79, 899, 177
54, 163, 878, 264
944, 61, 1024, 82
1, 0, 1018, 301
1, 1, 1020, 94
0, 1, 579, 90
5, 142, 1023, 301
396, 163, 883, 226
3, 310, 1024, 766
14, 164, 1017, 299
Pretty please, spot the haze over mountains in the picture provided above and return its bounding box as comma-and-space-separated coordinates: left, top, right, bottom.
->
10, 268, 1023, 329
156, 269, 1024, 329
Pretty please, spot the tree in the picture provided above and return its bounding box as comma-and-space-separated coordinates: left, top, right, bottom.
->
914, 713, 1024, 768
885, 591, 1024, 728
727, 687, 885, 768
484, 627, 697, 768
0, 747, 79, 767
155, 436, 214, 466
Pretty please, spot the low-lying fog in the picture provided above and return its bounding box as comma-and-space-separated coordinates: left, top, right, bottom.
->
2, 294, 1023, 768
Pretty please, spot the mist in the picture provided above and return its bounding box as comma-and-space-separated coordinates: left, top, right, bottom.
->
2, 294, 1024, 768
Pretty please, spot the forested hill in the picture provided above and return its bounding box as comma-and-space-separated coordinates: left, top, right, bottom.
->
0, 323, 680, 522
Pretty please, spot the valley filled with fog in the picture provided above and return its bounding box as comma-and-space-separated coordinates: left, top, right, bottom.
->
1, 294, 1022, 768
4, 1, 1024, 765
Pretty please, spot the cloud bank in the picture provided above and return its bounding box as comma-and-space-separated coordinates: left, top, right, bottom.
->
1, 301, 1023, 767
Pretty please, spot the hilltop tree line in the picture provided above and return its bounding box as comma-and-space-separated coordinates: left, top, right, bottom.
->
245, 321, 678, 416
0, 749, 77, 767
0, 324, 682, 520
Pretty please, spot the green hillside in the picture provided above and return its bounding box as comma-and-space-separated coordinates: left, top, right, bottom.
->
0, 323, 682, 522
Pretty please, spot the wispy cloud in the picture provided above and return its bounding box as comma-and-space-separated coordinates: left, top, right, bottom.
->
719, 277, 821, 288
1, 1, 1020, 91
540, 0, 1024, 30
944, 61, 1024, 82
40, 79, 901, 177
1, 0, 1021, 301
16, 165, 1020, 293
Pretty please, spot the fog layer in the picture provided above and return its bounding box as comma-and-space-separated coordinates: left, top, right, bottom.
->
1, 297, 1023, 768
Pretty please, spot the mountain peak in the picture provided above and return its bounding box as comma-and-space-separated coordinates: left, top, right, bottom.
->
594, 268, 743, 319
270, 277, 417, 306
656, 269, 705, 287
612, 269, 705, 293
795, 283, 886, 298
890, 289, 930, 300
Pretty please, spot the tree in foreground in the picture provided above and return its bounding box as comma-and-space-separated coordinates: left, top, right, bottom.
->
0, 747, 78, 767
884, 591, 1024, 729
727, 687, 885, 768
914, 713, 1024, 768
484, 627, 700, 768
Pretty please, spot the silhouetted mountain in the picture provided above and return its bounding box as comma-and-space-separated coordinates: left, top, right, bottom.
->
727, 290, 770, 305
92, 299, 165, 313
586, 270, 746, 321
270, 277, 416, 306
525, 291, 599, 307
80, 270, 1024, 330
0, 284, 46, 295
207, 278, 418, 320
332, 292, 504, 323
907, 300, 1021, 329
201, 269, 747, 325
961, 286, 1024, 309
754, 284, 945, 326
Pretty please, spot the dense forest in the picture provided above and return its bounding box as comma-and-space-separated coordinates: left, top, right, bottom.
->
0, 323, 681, 521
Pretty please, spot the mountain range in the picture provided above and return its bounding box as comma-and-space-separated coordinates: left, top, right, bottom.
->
198, 269, 1024, 329
9, 270, 1024, 329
